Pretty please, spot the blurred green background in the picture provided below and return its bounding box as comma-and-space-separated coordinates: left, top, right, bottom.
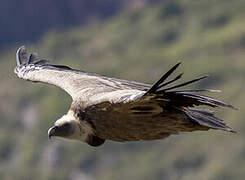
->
0, 0, 244, 179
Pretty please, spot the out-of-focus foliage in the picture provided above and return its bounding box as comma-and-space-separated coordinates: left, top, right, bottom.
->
0, 0, 158, 48
0, 0, 244, 179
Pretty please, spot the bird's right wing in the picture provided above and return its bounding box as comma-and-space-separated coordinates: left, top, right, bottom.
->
83, 63, 236, 142
14, 46, 150, 101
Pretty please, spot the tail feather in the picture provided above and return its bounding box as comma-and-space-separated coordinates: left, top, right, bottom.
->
185, 109, 235, 133
179, 93, 236, 109
144, 62, 236, 133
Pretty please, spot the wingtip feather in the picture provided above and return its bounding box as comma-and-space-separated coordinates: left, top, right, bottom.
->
162, 75, 209, 92
16, 45, 27, 66
146, 62, 182, 94
28, 52, 38, 64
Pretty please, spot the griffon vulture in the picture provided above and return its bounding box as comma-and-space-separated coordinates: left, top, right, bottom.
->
14, 46, 235, 147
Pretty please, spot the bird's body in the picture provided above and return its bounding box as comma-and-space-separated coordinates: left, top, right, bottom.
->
14, 46, 235, 147
72, 102, 208, 142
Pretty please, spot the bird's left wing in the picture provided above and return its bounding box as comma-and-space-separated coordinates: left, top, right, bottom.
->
14, 46, 150, 101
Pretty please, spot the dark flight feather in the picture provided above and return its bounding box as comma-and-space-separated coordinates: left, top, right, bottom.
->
157, 73, 183, 90
161, 76, 208, 92
28, 53, 38, 64
146, 62, 181, 94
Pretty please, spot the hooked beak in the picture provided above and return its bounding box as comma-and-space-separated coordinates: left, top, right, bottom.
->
48, 126, 58, 139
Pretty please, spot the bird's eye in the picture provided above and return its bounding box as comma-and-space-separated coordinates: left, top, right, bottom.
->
58, 123, 73, 135
62, 123, 71, 129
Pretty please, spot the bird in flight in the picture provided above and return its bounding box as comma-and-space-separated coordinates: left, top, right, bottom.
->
14, 46, 236, 147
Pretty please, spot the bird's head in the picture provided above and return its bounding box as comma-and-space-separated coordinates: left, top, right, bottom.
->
48, 111, 105, 146
48, 111, 87, 141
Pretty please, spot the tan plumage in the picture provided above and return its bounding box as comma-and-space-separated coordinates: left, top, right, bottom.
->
14, 46, 236, 147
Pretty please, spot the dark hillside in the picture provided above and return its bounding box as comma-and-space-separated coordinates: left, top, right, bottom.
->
0, 0, 159, 48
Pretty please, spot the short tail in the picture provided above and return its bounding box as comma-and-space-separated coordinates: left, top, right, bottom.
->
144, 62, 236, 133
184, 109, 236, 133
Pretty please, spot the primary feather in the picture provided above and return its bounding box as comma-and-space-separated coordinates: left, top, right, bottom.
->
14, 46, 236, 147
